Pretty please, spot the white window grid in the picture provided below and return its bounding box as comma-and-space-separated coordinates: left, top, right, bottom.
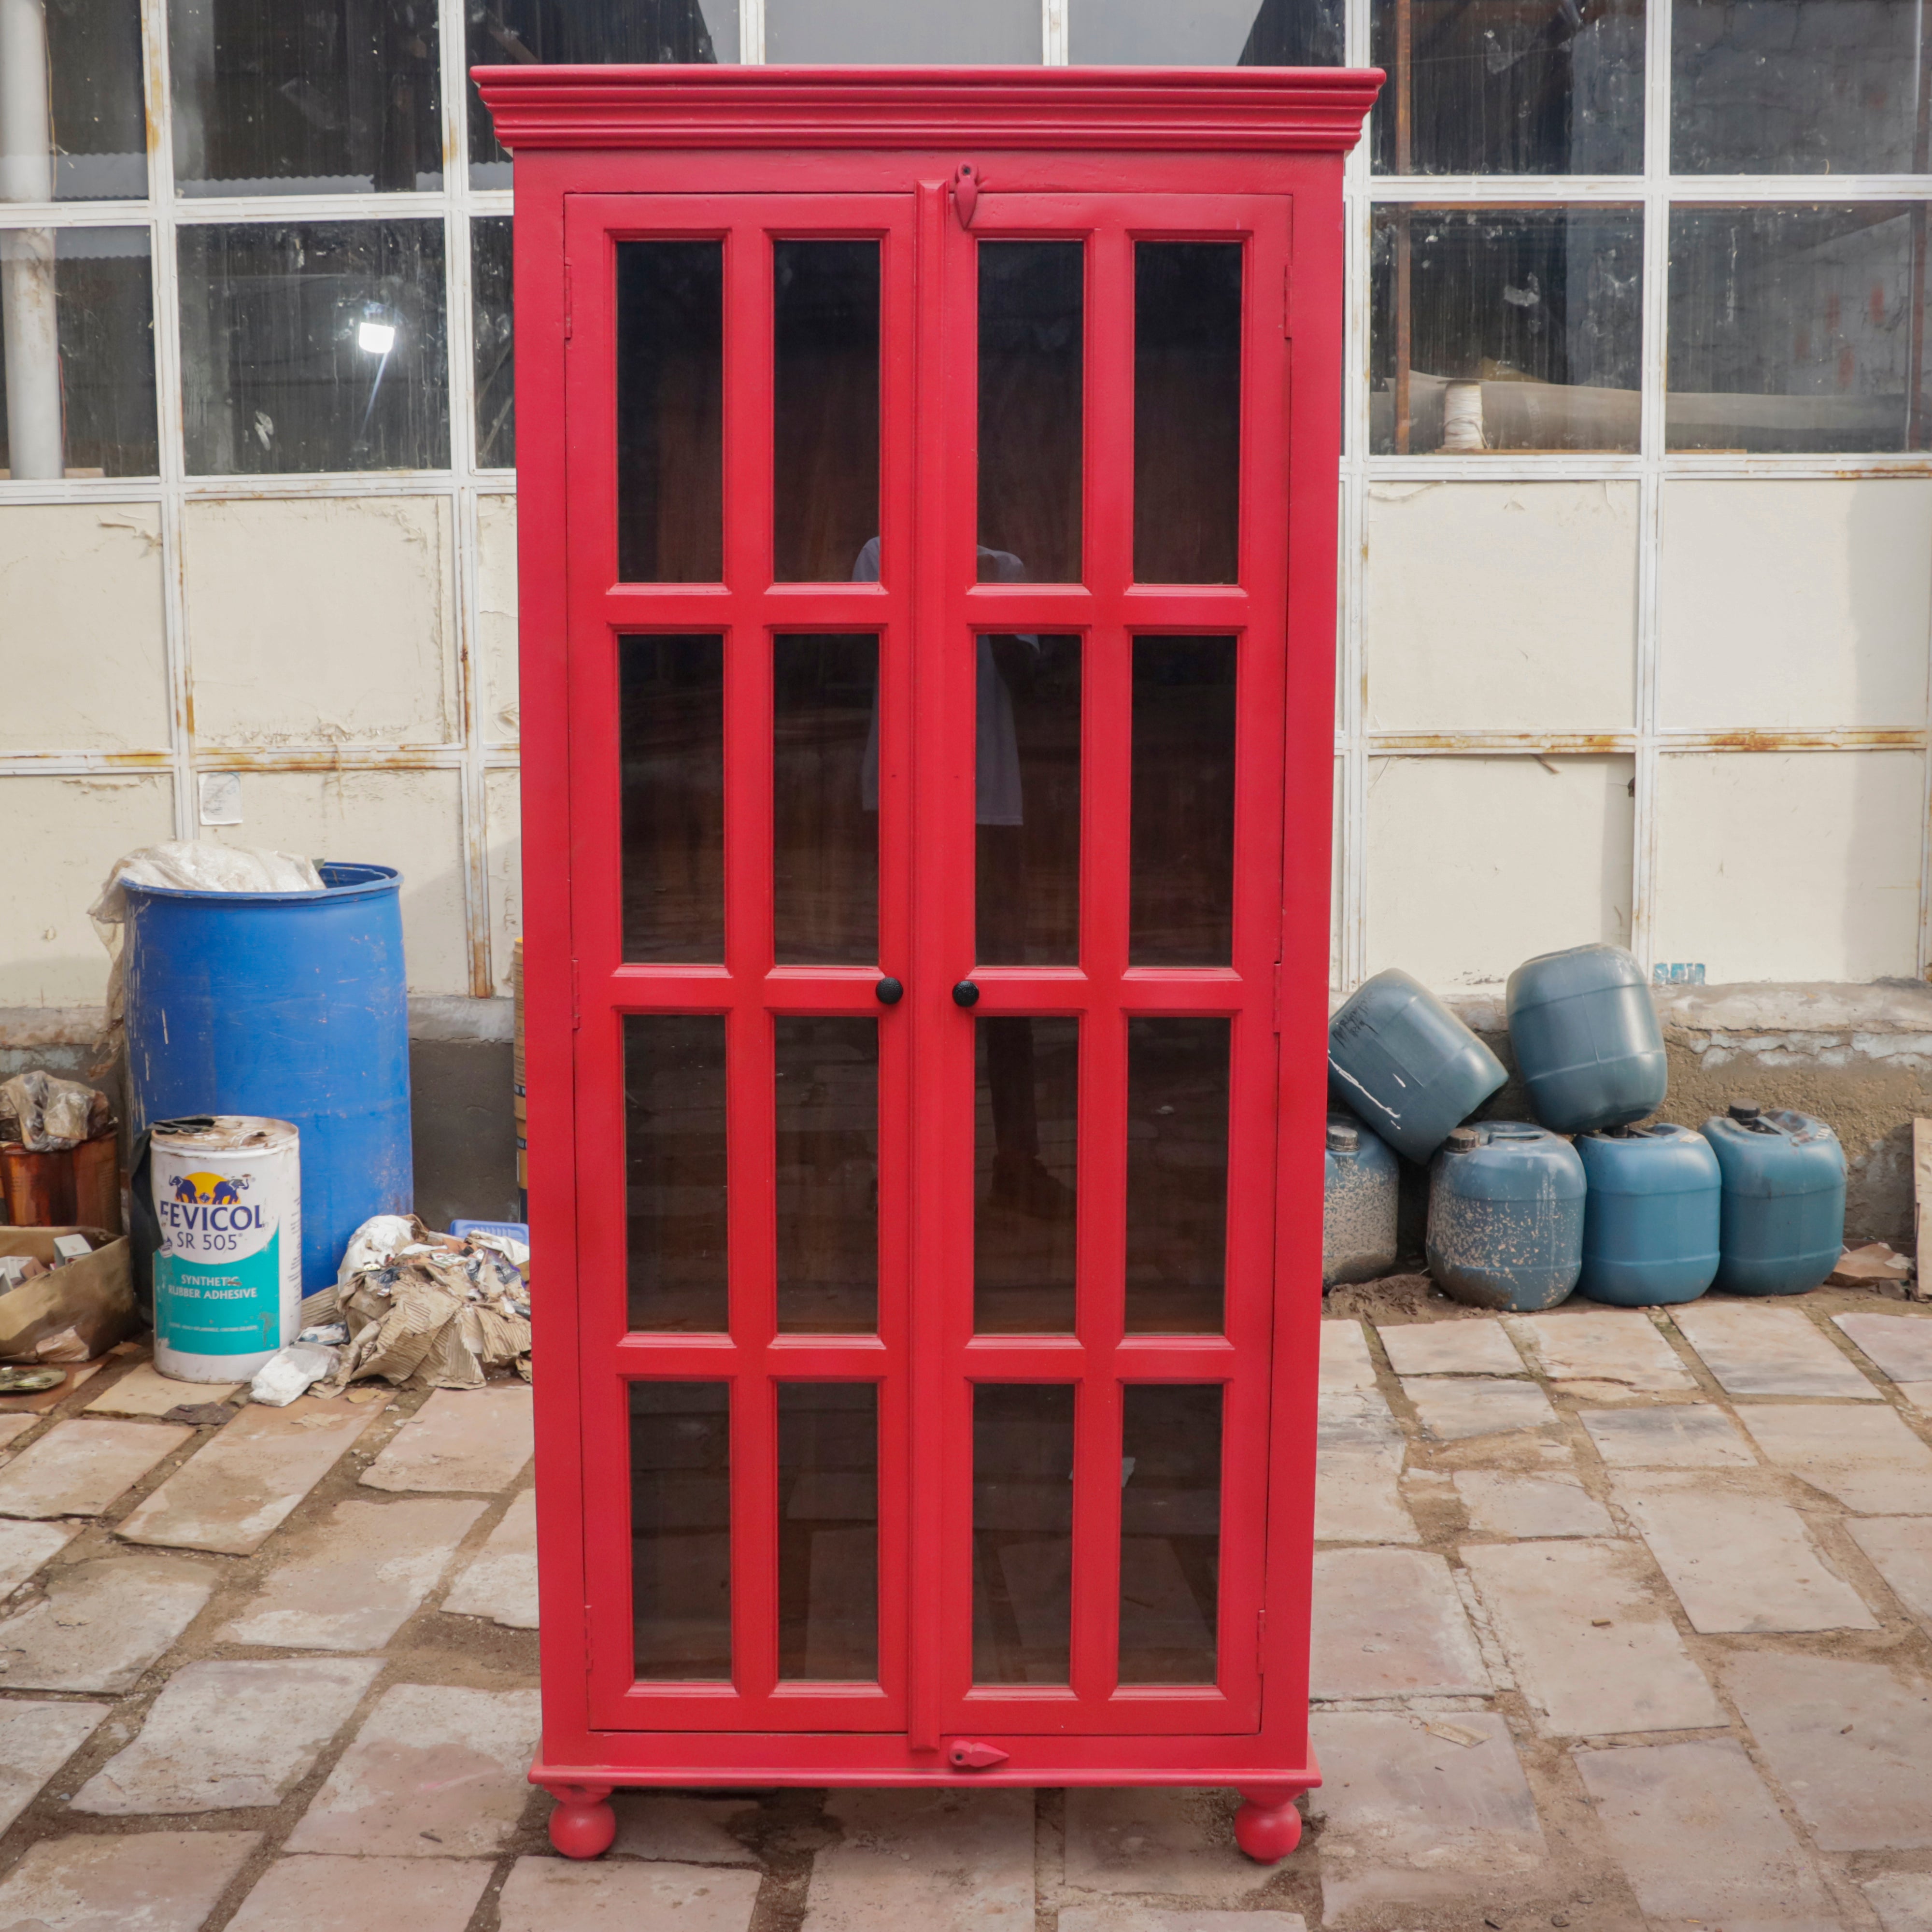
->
1, 0, 1929, 998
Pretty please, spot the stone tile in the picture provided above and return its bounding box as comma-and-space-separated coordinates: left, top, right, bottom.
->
1321, 1320, 1378, 1392
1454, 1470, 1614, 1539
1310, 1548, 1489, 1700
1671, 1301, 1879, 1399
0, 1831, 260, 1932
804, 1788, 1033, 1932
1847, 1516, 1932, 1626
1863, 1874, 1932, 1932
222, 1497, 487, 1649
1063, 1787, 1270, 1904
0, 1700, 110, 1832
1723, 1649, 1932, 1850
86, 1362, 241, 1416
500, 1856, 761, 1932
1309, 1710, 1546, 1923
1402, 1376, 1558, 1441
117, 1394, 387, 1556
1835, 1313, 1932, 1384
442, 1488, 538, 1625
0, 1517, 79, 1597
609, 1792, 758, 1864
1060, 1915, 1307, 1932
1575, 1739, 1839, 1932
1378, 1320, 1524, 1378
1739, 1404, 1932, 1513
0, 1553, 215, 1692
1460, 1540, 1724, 1735
1506, 1308, 1699, 1395
71, 1655, 382, 1814
286, 1683, 542, 1857
1317, 1390, 1414, 1545
1580, 1404, 1756, 1468
1612, 1473, 1876, 1633
360, 1385, 535, 1493
1900, 1382, 1932, 1414
0, 1414, 36, 1453
226, 1855, 495, 1932
0, 1419, 191, 1519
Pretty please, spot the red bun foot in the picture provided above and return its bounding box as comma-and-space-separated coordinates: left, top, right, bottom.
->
1234, 1787, 1303, 1863
546, 1783, 617, 1859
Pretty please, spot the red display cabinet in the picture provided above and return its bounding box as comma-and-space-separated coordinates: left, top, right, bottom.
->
476, 62, 1378, 1864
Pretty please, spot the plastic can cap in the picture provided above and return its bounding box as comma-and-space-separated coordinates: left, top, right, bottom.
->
1327, 1122, 1360, 1152
1445, 1126, 1481, 1152
1728, 1100, 1763, 1122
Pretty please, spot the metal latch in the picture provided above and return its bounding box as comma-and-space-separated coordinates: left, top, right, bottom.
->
946, 1739, 1009, 1770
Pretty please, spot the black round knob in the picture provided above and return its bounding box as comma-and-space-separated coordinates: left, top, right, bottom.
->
875, 977, 903, 1006
952, 980, 980, 1007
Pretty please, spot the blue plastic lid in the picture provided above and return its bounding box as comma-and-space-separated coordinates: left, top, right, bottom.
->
451, 1219, 529, 1244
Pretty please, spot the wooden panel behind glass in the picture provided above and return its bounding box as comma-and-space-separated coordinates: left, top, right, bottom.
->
972, 1382, 1076, 1684
973, 1016, 1078, 1335
1124, 1018, 1230, 1335
1119, 1383, 1222, 1684
775, 1016, 878, 1334
777, 1382, 880, 1679
630, 1380, 731, 1679
625, 1013, 728, 1333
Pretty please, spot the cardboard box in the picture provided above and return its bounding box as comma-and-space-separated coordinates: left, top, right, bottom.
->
0, 1227, 138, 1361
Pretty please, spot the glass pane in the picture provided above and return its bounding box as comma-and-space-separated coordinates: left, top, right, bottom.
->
177, 221, 449, 474
774, 241, 880, 584
170, 0, 442, 196
979, 242, 1083, 584
1125, 1019, 1230, 1335
978, 635, 1080, 966
776, 1018, 878, 1335
1370, 208, 1643, 455
1074, 0, 1343, 61
774, 634, 878, 965
468, 0, 736, 188
778, 1383, 879, 1679
621, 636, 725, 963
1135, 243, 1242, 585
767, 0, 1041, 61
472, 215, 514, 469
0, 228, 156, 480
1131, 639, 1236, 967
5, 0, 148, 199
972, 1383, 1075, 1685
1369, 0, 1645, 175
974, 1018, 1079, 1335
625, 1015, 728, 1334
1119, 1384, 1222, 1685
1668, 206, 1929, 455
630, 1381, 731, 1679
618, 241, 724, 583
1673, 0, 1927, 173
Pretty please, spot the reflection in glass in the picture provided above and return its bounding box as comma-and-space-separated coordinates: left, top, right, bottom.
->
768, 0, 1041, 61
778, 1383, 879, 1679
775, 242, 881, 584
1125, 1019, 1230, 1335
973, 1383, 1075, 1684
1369, 0, 1644, 175
177, 222, 448, 474
11, 0, 148, 199
1074, 0, 1343, 62
776, 1019, 878, 1335
472, 216, 514, 469
978, 635, 1080, 966
625, 1015, 728, 1333
1119, 1384, 1222, 1684
1369, 208, 1642, 455
974, 1018, 1079, 1335
630, 1381, 731, 1679
0, 229, 156, 479
1135, 243, 1242, 584
1673, 0, 1927, 174
170, 0, 442, 196
774, 634, 878, 965
618, 242, 724, 583
979, 242, 1083, 584
621, 636, 725, 962
1668, 206, 1929, 455
1132, 639, 1236, 967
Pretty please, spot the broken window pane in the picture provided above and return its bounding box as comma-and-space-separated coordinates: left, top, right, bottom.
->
1668, 205, 1931, 454
468, 0, 737, 189
1370, 207, 1643, 454
1673, 0, 1929, 174
1072, 0, 1343, 64
170, 0, 442, 196
1370, 0, 1645, 173
767, 0, 1041, 62
6, 0, 150, 200
0, 227, 157, 478
472, 215, 514, 470
178, 221, 449, 475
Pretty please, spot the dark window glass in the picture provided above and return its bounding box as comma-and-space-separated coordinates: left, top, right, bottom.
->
776, 1018, 878, 1335
472, 216, 514, 470
974, 1017, 1079, 1336
767, 0, 1041, 61
1119, 1384, 1222, 1684
978, 635, 1080, 967
630, 1381, 731, 1679
170, 0, 442, 196
31, 0, 149, 199
1370, 208, 1643, 455
1073, 0, 1343, 62
777, 1382, 879, 1679
618, 241, 724, 583
972, 1383, 1075, 1685
178, 222, 448, 474
625, 1015, 728, 1334
1125, 1018, 1231, 1335
620, 635, 725, 963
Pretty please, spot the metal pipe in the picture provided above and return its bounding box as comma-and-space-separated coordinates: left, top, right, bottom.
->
0, 0, 63, 478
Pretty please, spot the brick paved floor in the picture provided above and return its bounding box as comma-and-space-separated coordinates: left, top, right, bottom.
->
0, 1292, 1928, 1930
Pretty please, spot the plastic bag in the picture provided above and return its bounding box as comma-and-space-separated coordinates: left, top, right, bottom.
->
250, 1341, 340, 1407
0, 1071, 109, 1152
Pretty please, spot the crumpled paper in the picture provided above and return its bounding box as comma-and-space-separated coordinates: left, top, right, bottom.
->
0, 1072, 110, 1153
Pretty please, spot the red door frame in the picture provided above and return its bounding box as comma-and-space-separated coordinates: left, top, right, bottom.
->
479, 64, 1380, 1858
